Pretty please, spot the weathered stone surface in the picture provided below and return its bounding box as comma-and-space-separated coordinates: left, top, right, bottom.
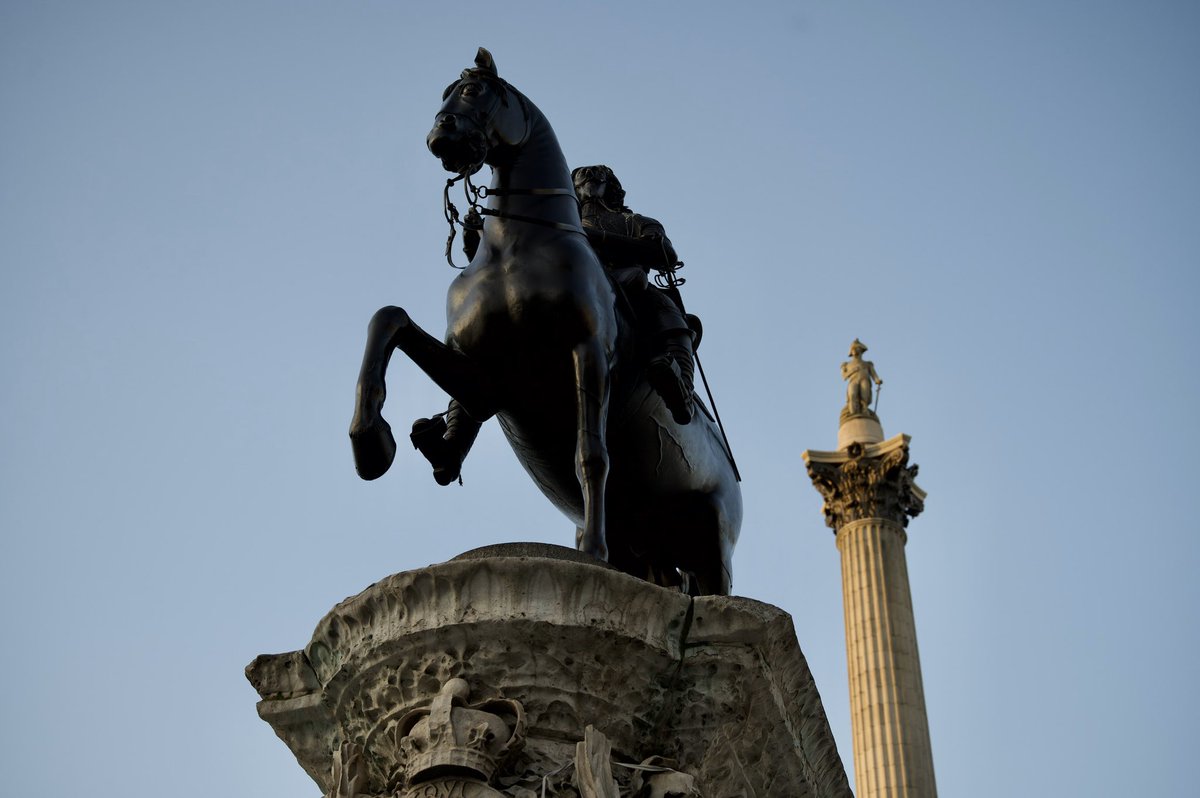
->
246, 650, 320, 698
247, 544, 851, 797
574, 726, 620, 798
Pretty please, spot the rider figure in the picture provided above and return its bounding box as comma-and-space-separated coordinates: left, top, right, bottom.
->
412, 165, 696, 485
573, 165, 696, 426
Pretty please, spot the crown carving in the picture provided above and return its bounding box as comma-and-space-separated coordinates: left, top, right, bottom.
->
394, 678, 525, 786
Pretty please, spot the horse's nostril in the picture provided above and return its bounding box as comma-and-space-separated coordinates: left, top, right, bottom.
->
438, 114, 456, 130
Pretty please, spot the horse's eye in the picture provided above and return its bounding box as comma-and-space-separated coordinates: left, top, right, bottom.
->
461, 83, 480, 98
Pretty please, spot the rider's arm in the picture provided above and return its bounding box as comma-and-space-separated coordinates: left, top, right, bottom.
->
587, 216, 678, 270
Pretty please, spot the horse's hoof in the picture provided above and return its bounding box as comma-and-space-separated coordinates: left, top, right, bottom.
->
350, 417, 397, 480
579, 539, 609, 563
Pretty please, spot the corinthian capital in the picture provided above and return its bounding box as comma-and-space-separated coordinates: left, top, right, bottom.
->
804, 435, 925, 531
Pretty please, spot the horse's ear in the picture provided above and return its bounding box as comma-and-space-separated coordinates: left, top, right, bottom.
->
475, 47, 497, 75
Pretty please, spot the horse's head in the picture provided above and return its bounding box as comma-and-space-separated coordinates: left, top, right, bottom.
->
428, 48, 527, 176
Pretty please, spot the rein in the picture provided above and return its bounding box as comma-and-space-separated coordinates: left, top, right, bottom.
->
439, 74, 585, 268
442, 171, 583, 269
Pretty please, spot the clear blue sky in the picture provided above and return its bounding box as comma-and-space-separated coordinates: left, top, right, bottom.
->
2, 2, 1197, 796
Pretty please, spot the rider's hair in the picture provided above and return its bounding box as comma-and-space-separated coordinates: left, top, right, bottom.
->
572, 165, 629, 211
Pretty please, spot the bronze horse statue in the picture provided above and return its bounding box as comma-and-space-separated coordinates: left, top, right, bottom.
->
349, 48, 741, 595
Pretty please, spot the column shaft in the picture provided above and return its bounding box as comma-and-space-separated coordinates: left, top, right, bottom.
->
836, 518, 936, 798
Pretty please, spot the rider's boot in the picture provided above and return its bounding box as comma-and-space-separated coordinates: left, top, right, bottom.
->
410, 400, 482, 485
647, 330, 695, 425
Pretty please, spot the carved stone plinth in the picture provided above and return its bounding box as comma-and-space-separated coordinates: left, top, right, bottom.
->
247, 543, 852, 797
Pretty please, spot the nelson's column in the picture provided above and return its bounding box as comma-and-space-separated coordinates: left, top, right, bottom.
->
803, 340, 936, 797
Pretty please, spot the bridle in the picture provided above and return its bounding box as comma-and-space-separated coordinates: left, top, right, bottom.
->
439, 72, 583, 269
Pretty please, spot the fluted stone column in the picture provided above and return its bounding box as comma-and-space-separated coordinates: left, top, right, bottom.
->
804, 346, 935, 798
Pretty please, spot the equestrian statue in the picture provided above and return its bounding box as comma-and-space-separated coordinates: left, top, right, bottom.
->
349, 48, 741, 595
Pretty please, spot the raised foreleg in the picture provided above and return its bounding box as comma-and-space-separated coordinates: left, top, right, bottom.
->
349, 305, 495, 480
572, 339, 612, 562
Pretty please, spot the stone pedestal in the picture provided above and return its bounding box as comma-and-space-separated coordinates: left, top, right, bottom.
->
247, 543, 852, 797
804, 435, 935, 798
837, 415, 883, 450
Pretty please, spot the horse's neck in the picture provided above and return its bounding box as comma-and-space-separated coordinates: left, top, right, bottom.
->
489, 113, 580, 229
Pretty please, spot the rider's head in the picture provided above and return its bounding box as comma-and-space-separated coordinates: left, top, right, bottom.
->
572, 165, 628, 211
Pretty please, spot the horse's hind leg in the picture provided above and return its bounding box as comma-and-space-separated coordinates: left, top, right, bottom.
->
691, 557, 732, 597
349, 305, 494, 480
572, 339, 611, 562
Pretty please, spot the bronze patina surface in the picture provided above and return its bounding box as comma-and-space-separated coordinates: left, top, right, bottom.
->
348, 49, 740, 594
